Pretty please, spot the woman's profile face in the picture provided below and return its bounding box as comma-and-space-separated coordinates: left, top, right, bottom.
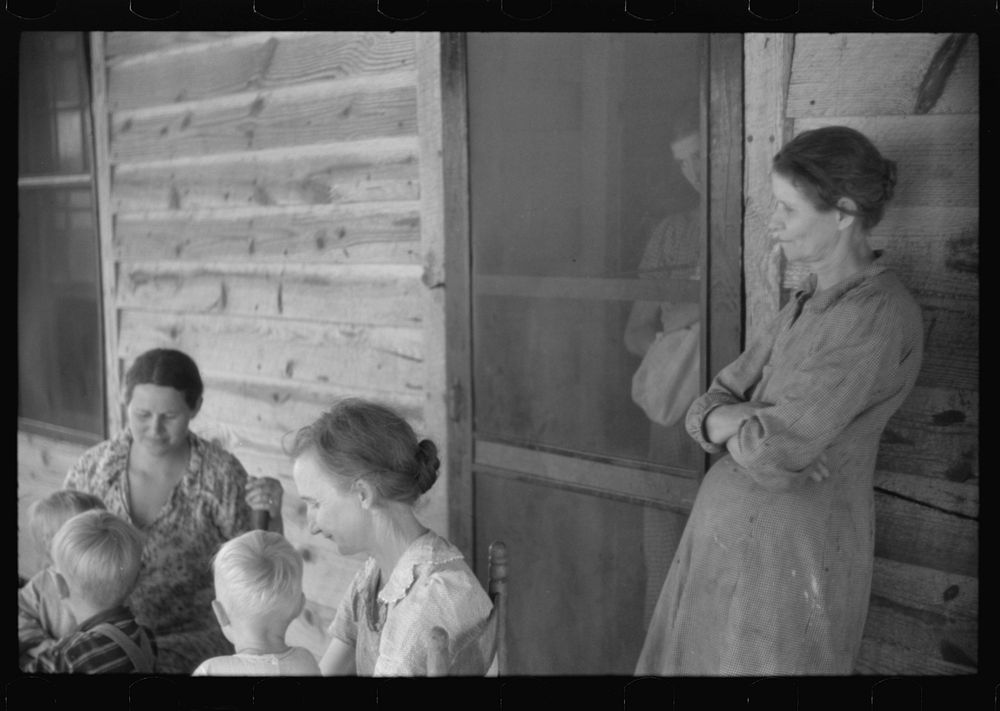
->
293, 450, 368, 557
768, 172, 842, 266
127, 384, 198, 457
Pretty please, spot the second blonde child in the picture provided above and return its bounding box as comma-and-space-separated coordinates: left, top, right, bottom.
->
23, 510, 156, 673
193, 530, 319, 675
18, 490, 106, 666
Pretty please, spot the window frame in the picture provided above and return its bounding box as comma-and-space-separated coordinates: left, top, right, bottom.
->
17, 31, 107, 446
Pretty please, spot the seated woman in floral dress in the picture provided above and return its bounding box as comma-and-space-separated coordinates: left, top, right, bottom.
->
65, 348, 284, 674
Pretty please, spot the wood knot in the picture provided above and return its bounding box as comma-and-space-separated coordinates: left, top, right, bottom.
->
932, 410, 966, 426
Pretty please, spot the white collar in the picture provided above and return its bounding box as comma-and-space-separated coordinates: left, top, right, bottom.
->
376, 531, 465, 605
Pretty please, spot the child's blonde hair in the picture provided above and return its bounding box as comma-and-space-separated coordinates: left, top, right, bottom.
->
28, 490, 106, 562
213, 531, 304, 622
52, 510, 144, 610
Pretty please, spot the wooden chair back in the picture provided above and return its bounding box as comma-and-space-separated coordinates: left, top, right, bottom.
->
486, 540, 508, 675
425, 540, 508, 676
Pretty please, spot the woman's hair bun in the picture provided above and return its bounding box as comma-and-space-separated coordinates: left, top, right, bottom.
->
414, 439, 440, 494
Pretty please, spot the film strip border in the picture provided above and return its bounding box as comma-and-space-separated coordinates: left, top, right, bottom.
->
2, 0, 999, 27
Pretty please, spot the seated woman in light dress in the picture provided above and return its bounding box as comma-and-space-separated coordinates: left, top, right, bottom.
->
291, 398, 494, 676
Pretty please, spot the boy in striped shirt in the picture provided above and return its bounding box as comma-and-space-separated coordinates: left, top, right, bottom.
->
19, 490, 106, 666
23, 510, 156, 673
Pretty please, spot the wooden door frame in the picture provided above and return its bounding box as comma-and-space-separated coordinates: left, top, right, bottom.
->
439, 33, 476, 560
441, 33, 744, 563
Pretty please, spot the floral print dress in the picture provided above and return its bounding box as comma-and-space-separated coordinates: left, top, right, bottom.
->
64, 430, 252, 674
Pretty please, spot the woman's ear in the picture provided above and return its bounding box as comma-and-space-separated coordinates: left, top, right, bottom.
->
355, 479, 377, 510
835, 197, 858, 230
190, 396, 204, 419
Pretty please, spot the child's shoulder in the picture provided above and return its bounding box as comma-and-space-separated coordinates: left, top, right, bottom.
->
191, 654, 235, 676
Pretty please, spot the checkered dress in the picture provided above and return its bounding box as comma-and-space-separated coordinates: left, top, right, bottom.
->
636, 260, 923, 675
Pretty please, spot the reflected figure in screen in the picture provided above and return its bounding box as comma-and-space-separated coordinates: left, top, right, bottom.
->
624, 108, 703, 625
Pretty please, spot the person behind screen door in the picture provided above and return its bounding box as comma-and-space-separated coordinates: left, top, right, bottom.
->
624, 105, 704, 626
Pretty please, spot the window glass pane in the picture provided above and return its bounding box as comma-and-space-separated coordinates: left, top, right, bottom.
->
469, 33, 705, 472
19, 32, 90, 175
18, 187, 103, 435
56, 110, 85, 173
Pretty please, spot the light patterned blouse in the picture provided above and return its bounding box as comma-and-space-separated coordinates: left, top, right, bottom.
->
637, 259, 924, 675
328, 531, 494, 676
64, 429, 252, 673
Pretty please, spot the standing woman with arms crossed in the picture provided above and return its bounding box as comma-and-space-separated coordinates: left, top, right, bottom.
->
64, 348, 284, 673
636, 126, 924, 674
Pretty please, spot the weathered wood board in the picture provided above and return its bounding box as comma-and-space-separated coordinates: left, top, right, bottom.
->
858, 557, 977, 673
17, 434, 88, 579
108, 32, 417, 112
105, 32, 245, 60
118, 310, 425, 394
787, 33, 979, 118
111, 78, 418, 163
113, 203, 422, 264
116, 263, 426, 326
112, 138, 421, 212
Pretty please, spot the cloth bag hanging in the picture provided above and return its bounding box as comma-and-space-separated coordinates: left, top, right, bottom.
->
630, 322, 700, 427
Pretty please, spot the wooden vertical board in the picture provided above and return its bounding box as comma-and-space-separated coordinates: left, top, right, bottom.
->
89, 32, 123, 436
439, 33, 475, 561
708, 34, 744, 381
743, 33, 794, 345
415, 33, 450, 539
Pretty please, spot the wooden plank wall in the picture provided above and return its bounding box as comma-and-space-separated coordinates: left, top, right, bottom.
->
89, 30, 444, 659
749, 33, 978, 674
17, 434, 89, 580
